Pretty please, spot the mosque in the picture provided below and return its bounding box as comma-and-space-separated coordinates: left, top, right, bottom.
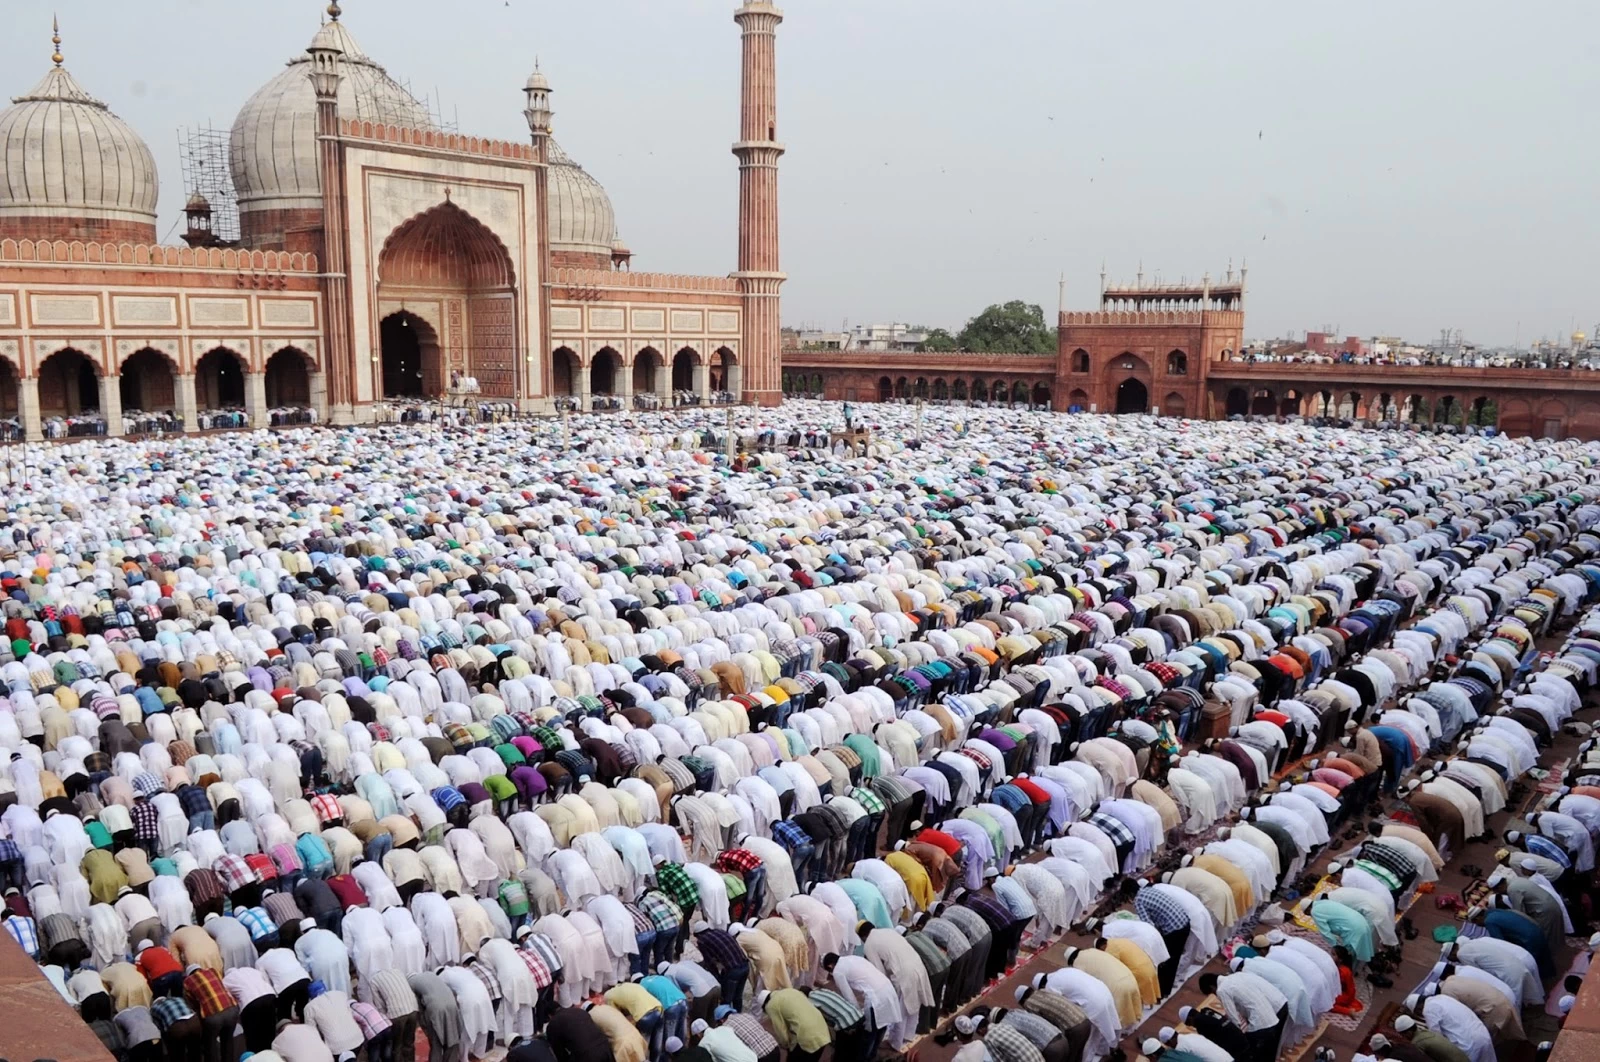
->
0, 3, 784, 438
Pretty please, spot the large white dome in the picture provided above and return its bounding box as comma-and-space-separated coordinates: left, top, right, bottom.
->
547, 138, 618, 262
0, 64, 158, 231
229, 20, 434, 213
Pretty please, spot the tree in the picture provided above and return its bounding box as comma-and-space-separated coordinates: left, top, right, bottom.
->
917, 328, 959, 352
956, 300, 1055, 353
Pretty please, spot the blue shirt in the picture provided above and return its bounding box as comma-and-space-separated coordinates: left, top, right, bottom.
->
1485, 908, 1553, 975
836, 878, 892, 929
640, 974, 686, 1008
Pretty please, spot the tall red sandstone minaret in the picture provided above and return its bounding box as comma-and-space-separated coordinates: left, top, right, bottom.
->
733, 3, 784, 407
307, 3, 355, 423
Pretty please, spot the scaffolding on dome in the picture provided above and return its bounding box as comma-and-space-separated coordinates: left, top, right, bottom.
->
376, 76, 459, 134
177, 122, 240, 244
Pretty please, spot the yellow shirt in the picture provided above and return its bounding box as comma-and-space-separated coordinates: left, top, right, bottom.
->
604, 983, 664, 1022
589, 1004, 649, 1062
1104, 938, 1160, 1007
1071, 948, 1142, 1026
1194, 854, 1254, 920
885, 851, 935, 911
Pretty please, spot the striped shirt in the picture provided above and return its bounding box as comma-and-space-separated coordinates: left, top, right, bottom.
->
366, 969, 419, 1019
998, 1009, 1060, 1049
1020, 989, 1087, 1035
1526, 834, 1572, 870
806, 988, 864, 1031
351, 1001, 392, 1041
3, 915, 37, 956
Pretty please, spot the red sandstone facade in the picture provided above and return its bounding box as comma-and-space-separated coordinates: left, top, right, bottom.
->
0, 7, 785, 436
781, 270, 1600, 440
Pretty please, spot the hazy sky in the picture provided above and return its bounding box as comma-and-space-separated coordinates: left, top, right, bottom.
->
6, 1, 1596, 346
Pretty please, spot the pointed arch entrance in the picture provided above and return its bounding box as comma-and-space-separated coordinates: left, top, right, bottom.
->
119, 348, 177, 414
1105, 353, 1151, 414
196, 347, 246, 410
379, 312, 440, 398
377, 201, 518, 399
1115, 378, 1148, 414
266, 347, 313, 408
38, 348, 100, 418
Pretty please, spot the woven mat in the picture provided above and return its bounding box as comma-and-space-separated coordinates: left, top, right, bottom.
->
1323, 974, 1376, 1032
1281, 1018, 1334, 1062
1365, 999, 1407, 1040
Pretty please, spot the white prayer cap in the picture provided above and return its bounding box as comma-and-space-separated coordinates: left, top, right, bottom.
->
1394, 1016, 1416, 1033
1158, 1027, 1176, 1044
1142, 1039, 1163, 1056
690, 1020, 709, 1037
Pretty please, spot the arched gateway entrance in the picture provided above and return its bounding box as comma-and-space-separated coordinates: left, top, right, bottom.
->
376, 201, 517, 399
1115, 378, 1148, 414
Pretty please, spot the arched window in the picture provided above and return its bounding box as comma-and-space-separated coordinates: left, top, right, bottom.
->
1070, 349, 1090, 374
1166, 350, 1188, 375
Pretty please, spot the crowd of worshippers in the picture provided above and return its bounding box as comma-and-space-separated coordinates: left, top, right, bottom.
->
3, 404, 1600, 1062
941, 550, 1600, 1062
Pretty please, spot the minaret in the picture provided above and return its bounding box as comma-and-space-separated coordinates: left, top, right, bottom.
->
308, 2, 355, 423
524, 62, 554, 412
733, 2, 784, 407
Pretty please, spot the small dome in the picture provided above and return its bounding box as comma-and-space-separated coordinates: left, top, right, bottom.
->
0, 64, 158, 232
548, 138, 618, 261
525, 70, 551, 93
185, 192, 211, 212
230, 19, 434, 214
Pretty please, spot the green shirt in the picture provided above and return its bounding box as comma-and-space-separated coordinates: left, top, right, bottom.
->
764, 988, 831, 1051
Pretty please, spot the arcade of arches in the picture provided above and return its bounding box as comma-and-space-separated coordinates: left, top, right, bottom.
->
829, 374, 1054, 408
544, 344, 741, 409
1218, 385, 1516, 430
8, 344, 320, 436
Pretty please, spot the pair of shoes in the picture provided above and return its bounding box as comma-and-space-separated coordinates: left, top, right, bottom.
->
1402, 917, 1419, 940
1369, 974, 1394, 988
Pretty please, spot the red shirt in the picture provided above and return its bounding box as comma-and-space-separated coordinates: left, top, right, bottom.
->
914, 828, 962, 858
1010, 777, 1051, 806
136, 945, 183, 981
1324, 757, 1367, 779
326, 874, 368, 911
1253, 710, 1290, 729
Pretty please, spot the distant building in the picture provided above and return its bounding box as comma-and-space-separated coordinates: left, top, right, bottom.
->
787, 322, 932, 351
1304, 332, 1369, 357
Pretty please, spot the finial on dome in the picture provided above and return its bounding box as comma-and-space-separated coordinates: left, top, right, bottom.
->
51, 14, 63, 67
327, 2, 342, 21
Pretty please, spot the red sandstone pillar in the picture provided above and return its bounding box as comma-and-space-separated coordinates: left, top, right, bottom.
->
525, 69, 555, 413
308, 19, 356, 423
733, 3, 784, 408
